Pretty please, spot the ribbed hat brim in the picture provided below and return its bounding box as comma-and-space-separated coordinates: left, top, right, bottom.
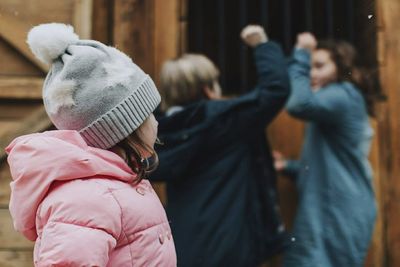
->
79, 76, 161, 149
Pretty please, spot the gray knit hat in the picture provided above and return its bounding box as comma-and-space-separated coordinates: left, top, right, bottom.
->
27, 23, 161, 149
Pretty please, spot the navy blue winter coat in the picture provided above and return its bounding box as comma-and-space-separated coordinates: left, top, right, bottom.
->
150, 42, 290, 267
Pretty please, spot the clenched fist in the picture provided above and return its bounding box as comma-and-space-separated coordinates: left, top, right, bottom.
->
295, 32, 317, 51
241, 25, 268, 47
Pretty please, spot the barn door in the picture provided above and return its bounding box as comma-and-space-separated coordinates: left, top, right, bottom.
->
0, 1, 92, 266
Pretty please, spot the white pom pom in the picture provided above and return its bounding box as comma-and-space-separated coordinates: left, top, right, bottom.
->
27, 23, 79, 65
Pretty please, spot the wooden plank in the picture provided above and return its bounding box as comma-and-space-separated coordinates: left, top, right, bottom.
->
376, 0, 386, 66
92, 0, 112, 44
365, 119, 385, 267
0, 1, 74, 24
376, 0, 400, 266
0, 102, 43, 120
0, 39, 43, 76
0, 0, 76, 76
113, 0, 155, 76
152, 0, 180, 204
0, 77, 43, 100
0, 209, 34, 249
0, 251, 33, 267
0, 11, 48, 72
374, 103, 391, 267
73, 0, 93, 39
0, 107, 52, 162
154, 0, 180, 84
0, 0, 93, 74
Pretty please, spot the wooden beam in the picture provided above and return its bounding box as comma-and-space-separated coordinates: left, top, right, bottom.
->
365, 118, 385, 267
113, 0, 155, 76
0, 77, 43, 100
73, 0, 93, 39
154, 0, 180, 85
376, 0, 400, 266
0, 107, 52, 162
0, 1, 93, 73
92, 0, 112, 44
0, 103, 43, 120
153, 0, 180, 205
0, 11, 48, 72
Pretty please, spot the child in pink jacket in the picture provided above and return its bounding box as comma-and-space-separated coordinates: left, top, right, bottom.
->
5, 23, 177, 267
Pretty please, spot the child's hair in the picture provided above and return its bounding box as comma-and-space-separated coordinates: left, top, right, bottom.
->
317, 40, 378, 116
116, 132, 159, 184
159, 54, 220, 110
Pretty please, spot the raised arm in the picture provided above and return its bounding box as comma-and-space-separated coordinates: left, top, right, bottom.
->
219, 25, 290, 130
286, 33, 348, 123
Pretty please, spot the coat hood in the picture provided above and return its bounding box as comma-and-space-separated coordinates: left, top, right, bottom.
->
5, 130, 135, 240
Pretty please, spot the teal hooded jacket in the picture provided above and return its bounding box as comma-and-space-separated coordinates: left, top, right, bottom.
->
283, 49, 377, 267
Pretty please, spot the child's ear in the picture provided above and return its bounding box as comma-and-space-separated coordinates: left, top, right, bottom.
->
203, 85, 219, 100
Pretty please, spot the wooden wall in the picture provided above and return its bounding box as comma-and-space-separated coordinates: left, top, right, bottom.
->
375, 0, 400, 266
0, 1, 92, 265
0, 0, 180, 266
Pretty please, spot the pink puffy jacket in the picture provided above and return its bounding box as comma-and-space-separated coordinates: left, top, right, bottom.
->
6, 130, 176, 267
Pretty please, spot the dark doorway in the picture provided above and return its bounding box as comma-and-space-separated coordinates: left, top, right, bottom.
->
187, 0, 378, 96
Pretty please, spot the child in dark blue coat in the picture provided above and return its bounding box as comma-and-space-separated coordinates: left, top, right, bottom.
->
277, 33, 377, 267
149, 25, 290, 267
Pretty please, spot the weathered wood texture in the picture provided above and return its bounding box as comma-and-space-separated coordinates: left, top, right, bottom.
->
0, 78, 43, 100
0, 107, 52, 161
92, 0, 112, 44
366, 119, 385, 267
0, 0, 91, 74
113, 0, 156, 76
0, 1, 181, 264
0, 1, 93, 266
375, 0, 400, 266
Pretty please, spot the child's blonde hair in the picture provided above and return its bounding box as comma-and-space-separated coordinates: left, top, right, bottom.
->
160, 54, 220, 110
